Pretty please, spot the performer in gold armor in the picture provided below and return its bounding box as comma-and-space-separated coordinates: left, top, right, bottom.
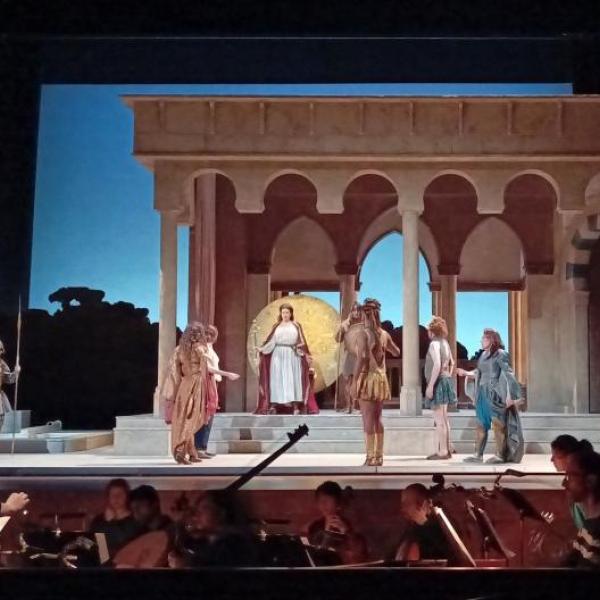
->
352, 299, 400, 466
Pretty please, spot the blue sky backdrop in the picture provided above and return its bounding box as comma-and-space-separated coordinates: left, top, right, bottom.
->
31, 83, 571, 355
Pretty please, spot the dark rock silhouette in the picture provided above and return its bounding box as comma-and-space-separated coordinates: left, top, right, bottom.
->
48, 286, 106, 310
0, 287, 166, 430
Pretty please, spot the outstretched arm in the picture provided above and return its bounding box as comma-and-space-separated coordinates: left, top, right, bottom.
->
207, 364, 239, 381
384, 332, 401, 357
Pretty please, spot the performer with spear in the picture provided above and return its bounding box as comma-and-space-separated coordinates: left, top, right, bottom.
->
0, 299, 22, 452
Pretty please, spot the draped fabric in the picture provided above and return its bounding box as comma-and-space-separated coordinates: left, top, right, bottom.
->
255, 320, 318, 414
466, 349, 523, 462
160, 344, 208, 457
505, 404, 525, 463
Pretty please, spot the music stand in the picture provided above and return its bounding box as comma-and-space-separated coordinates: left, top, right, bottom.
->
496, 485, 554, 566
466, 500, 515, 565
433, 506, 477, 567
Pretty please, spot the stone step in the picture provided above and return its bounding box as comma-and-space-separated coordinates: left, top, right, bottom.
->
112, 412, 600, 455
0, 430, 113, 454
213, 415, 433, 428
210, 425, 600, 443
206, 440, 555, 455
448, 415, 600, 428
0, 410, 31, 434
213, 426, 434, 441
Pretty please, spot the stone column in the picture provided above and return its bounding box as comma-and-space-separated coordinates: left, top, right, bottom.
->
400, 209, 422, 415
188, 174, 216, 325
156, 210, 178, 416
339, 273, 357, 317
573, 290, 590, 413
439, 275, 457, 363
528, 274, 561, 411
509, 289, 529, 385
245, 272, 271, 412
431, 288, 442, 317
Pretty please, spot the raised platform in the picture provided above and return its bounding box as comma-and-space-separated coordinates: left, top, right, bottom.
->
113, 410, 600, 456
0, 449, 564, 490
0, 409, 31, 433
0, 419, 113, 453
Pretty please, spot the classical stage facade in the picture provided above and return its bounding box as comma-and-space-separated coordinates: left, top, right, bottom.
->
112, 94, 600, 454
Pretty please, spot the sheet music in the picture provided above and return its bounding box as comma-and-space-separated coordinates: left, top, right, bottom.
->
94, 532, 110, 564
0, 516, 11, 534
433, 506, 477, 567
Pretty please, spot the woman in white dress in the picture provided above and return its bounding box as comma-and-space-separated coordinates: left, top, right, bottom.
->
256, 303, 317, 415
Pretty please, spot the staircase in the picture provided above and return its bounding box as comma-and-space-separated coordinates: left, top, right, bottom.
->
205, 411, 600, 455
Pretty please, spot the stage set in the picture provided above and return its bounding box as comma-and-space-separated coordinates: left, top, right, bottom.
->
6, 94, 600, 463
3, 93, 600, 576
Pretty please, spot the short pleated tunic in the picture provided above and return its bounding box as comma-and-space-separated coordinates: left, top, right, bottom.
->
424, 338, 457, 408
355, 330, 391, 404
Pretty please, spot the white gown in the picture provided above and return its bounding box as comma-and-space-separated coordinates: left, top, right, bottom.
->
260, 322, 303, 405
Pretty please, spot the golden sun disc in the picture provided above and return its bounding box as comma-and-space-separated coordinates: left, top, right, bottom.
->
247, 295, 342, 393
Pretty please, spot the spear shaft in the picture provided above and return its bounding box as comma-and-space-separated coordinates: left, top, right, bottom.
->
10, 297, 22, 455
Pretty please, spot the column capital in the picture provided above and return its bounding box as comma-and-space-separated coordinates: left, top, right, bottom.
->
335, 262, 359, 276
247, 261, 271, 275
525, 261, 554, 275
438, 263, 460, 276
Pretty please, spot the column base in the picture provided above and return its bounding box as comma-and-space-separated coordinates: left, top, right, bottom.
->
399, 386, 423, 416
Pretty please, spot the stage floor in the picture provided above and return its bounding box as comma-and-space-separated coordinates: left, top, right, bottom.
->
0, 448, 563, 491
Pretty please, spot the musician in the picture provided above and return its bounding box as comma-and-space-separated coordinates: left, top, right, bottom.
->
1, 491, 29, 516
90, 479, 140, 556
306, 481, 368, 564
0, 339, 20, 430
394, 484, 451, 562
169, 492, 258, 568
551, 435, 594, 529
563, 449, 600, 568
129, 485, 174, 539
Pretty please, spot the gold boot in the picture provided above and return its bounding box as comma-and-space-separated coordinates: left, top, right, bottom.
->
364, 434, 376, 466
374, 431, 384, 466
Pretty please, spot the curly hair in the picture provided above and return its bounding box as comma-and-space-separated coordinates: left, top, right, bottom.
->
180, 322, 207, 360
427, 316, 448, 339
362, 298, 384, 363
